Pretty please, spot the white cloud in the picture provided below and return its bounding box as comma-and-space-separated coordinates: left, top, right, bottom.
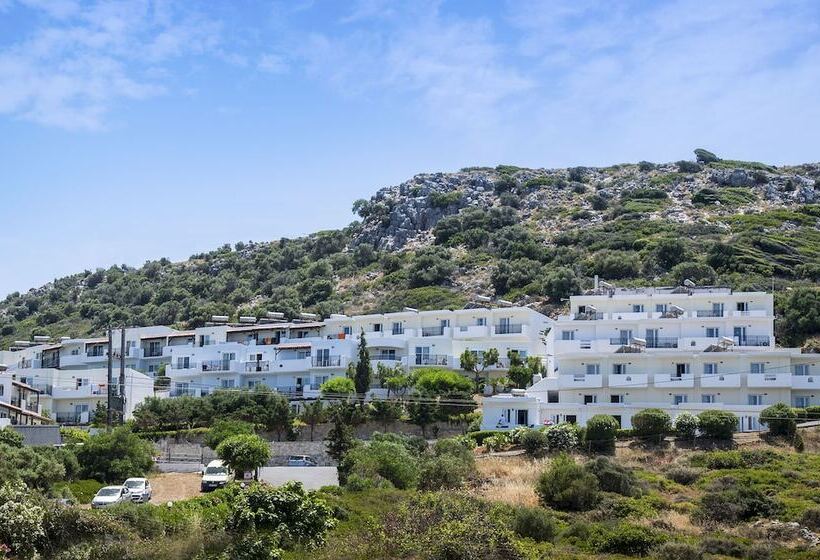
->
258, 52, 288, 74
0, 0, 222, 130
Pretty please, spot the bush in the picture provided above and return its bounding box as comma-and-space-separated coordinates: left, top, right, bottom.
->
483, 434, 508, 452
654, 541, 702, 560
215, 434, 271, 478
59, 427, 89, 445
759, 403, 797, 437
536, 453, 599, 511
695, 479, 781, 524
673, 413, 699, 440
320, 377, 355, 396
519, 429, 548, 456
591, 523, 665, 556
418, 454, 473, 491
512, 506, 557, 542
544, 423, 579, 452
76, 427, 154, 483
800, 507, 820, 531
466, 430, 505, 445
584, 456, 641, 497
677, 160, 702, 173
631, 408, 671, 444
541, 267, 581, 302
340, 441, 419, 490
700, 451, 744, 470
0, 428, 24, 448
699, 536, 747, 557
204, 419, 255, 450
585, 415, 619, 453
413, 367, 473, 394
745, 544, 773, 560
665, 466, 702, 485
697, 410, 738, 440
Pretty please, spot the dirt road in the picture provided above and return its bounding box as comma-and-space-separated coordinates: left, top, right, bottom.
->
148, 472, 202, 503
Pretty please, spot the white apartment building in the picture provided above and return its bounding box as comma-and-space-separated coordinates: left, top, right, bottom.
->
0, 365, 48, 427
482, 285, 818, 433
164, 307, 551, 398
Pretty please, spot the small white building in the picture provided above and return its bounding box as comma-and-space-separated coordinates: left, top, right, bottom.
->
482, 284, 819, 432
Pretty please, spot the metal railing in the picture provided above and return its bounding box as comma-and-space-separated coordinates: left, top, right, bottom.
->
86, 350, 107, 357
201, 360, 231, 372
736, 335, 770, 347
41, 358, 60, 368
609, 337, 633, 345
372, 354, 400, 361
391, 327, 404, 335
495, 323, 523, 334
245, 361, 271, 372
413, 354, 449, 366
312, 356, 342, 367
144, 348, 163, 357
421, 326, 445, 337
696, 309, 724, 318
574, 312, 604, 320
647, 337, 679, 349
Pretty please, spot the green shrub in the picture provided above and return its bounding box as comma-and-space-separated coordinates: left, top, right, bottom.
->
800, 507, 820, 530
584, 456, 641, 497
340, 441, 419, 490
695, 478, 782, 524
654, 541, 703, 560
466, 430, 505, 445
536, 453, 599, 511
519, 429, 548, 456
699, 536, 747, 557
413, 368, 473, 393
745, 544, 773, 560
673, 413, 699, 440
320, 377, 355, 395
585, 415, 619, 453
512, 506, 557, 542
544, 423, 579, 452
418, 454, 473, 491
76, 427, 154, 483
759, 403, 797, 437
59, 427, 90, 445
204, 419, 255, 450
53, 479, 104, 503
591, 523, 666, 556
0, 428, 23, 448
702, 451, 745, 470
697, 410, 738, 440
483, 434, 508, 452
631, 408, 671, 444
665, 466, 702, 485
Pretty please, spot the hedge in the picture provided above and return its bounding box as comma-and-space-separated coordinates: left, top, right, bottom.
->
134, 427, 210, 441
467, 430, 507, 445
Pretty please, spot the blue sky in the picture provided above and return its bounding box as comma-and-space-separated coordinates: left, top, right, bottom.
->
1, 0, 819, 297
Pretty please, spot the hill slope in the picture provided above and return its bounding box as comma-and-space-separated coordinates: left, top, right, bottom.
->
2, 152, 819, 350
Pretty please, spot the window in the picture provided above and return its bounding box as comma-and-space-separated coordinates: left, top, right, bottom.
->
297, 350, 311, 359
147, 364, 158, 374
737, 301, 748, 312
0, 385, 3, 397
748, 394, 764, 406
415, 346, 430, 365
655, 304, 667, 313
610, 394, 624, 404
617, 329, 632, 344
750, 363, 765, 374
712, 303, 724, 317
703, 363, 718, 376
632, 304, 644, 312
701, 394, 716, 404
673, 395, 688, 405
733, 326, 746, 342
586, 364, 600, 376
547, 391, 559, 403
706, 327, 720, 338
612, 363, 626, 375
561, 330, 575, 341
795, 396, 811, 408
373, 323, 382, 332
343, 326, 352, 336
794, 364, 810, 376
247, 380, 258, 388
583, 394, 597, 404
675, 363, 690, 378
392, 322, 404, 335
516, 410, 529, 426
476, 317, 487, 326
221, 379, 235, 389
176, 357, 190, 369
200, 335, 211, 346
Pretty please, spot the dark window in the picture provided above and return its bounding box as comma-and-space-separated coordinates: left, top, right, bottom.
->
547, 391, 559, 403
516, 409, 529, 426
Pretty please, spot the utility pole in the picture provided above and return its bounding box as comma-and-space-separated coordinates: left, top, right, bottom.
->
106, 327, 113, 430
119, 327, 126, 424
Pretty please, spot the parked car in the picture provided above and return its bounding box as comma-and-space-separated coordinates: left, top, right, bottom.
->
201, 460, 233, 492
123, 477, 152, 503
287, 455, 317, 467
91, 486, 130, 509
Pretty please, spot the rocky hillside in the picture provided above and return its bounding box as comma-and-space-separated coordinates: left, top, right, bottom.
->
1, 150, 819, 349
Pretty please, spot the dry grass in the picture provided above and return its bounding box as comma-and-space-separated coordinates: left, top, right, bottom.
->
801, 427, 820, 453
471, 455, 550, 507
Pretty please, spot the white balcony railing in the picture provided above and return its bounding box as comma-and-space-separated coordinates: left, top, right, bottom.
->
655, 373, 695, 388
747, 373, 791, 387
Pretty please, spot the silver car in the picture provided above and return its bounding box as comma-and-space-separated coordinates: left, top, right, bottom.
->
91, 486, 130, 509
123, 478, 152, 503
287, 455, 317, 467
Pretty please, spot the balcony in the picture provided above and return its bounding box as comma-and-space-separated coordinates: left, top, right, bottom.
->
792, 375, 817, 389
52, 385, 106, 398
421, 326, 446, 337
557, 374, 603, 389
453, 325, 491, 339
143, 348, 164, 358
55, 412, 90, 424
611, 312, 647, 321
609, 373, 649, 388
747, 373, 791, 387
409, 354, 449, 367
700, 373, 742, 388
696, 309, 724, 318
312, 356, 343, 368
609, 337, 633, 346
654, 373, 695, 388
572, 312, 604, 321
732, 309, 767, 318
245, 361, 271, 373
493, 323, 523, 335
41, 358, 60, 368
85, 350, 108, 359
200, 360, 232, 372
646, 337, 679, 349
736, 336, 770, 347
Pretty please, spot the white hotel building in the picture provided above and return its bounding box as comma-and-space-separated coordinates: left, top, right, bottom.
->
482, 286, 818, 432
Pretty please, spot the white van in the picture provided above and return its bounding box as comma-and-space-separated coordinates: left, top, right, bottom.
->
200, 460, 232, 492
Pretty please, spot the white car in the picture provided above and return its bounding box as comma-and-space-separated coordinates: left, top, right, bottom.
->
201, 460, 233, 492
287, 455, 317, 467
123, 478, 152, 503
91, 486, 130, 509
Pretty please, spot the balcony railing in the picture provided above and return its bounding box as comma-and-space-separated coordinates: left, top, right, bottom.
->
495, 323, 523, 334
18, 359, 32, 369
421, 326, 445, 337
312, 356, 342, 368
41, 358, 60, 368
647, 337, 679, 349
86, 350, 107, 358
736, 336, 770, 347
391, 327, 405, 335
609, 338, 633, 346
245, 361, 271, 373
574, 312, 604, 320
413, 354, 449, 366
201, 360, 231, 372
144, 348, 163, 357
696, 309, 724, 318
372, 354, 400, 361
